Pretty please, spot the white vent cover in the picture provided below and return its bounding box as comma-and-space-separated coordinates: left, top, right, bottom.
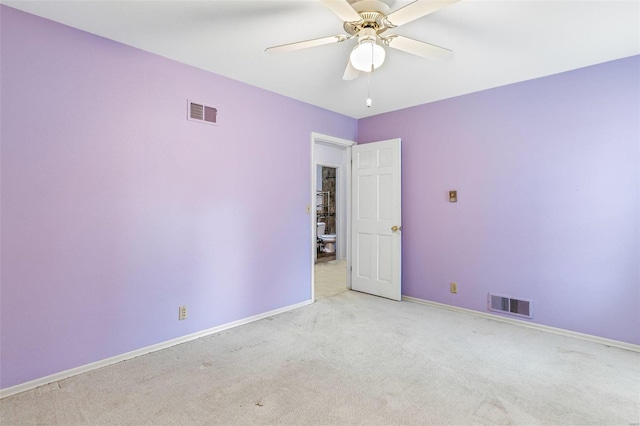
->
188, 100, 217, 125
488, 293, 532, 319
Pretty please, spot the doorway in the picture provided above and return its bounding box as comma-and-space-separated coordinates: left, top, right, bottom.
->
316, 165, 337, 263
310, 133, 403, 302
311, 133, 355, 300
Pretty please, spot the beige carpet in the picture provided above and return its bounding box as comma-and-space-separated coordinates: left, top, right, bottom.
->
1, 290, 639, 425
314, 259, 348, 300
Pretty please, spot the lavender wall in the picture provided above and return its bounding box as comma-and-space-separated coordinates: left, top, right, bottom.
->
0, 6, 357, 389
359, 55, 640, 345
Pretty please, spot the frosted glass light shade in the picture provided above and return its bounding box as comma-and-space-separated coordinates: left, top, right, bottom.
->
350, 40, 386, 72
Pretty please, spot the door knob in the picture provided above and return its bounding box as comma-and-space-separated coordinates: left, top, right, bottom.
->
391, 225, 399, 232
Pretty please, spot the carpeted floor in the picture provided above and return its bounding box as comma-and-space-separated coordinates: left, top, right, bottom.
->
1, 290, 639, 425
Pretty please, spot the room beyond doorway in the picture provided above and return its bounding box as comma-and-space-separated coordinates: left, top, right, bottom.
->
310, 133, 355, 301
316, 165, 337, 263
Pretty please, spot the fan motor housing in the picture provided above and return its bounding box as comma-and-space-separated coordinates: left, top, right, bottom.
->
344, 0, 392, 35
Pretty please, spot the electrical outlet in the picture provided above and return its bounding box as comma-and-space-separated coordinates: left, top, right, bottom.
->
178, 305, 188, 320
450, 282, 458, 294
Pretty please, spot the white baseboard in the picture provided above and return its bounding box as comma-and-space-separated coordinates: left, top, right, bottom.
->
402, 296, 640, 353
0, 299, 313, 400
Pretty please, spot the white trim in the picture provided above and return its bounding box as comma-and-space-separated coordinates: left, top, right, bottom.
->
402, 296, 640, 353
0, 299, 313, 399
310, 133, 356, 301
311, 132, 355, 148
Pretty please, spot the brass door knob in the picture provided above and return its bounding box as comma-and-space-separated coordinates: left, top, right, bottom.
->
391, 225, 399, 232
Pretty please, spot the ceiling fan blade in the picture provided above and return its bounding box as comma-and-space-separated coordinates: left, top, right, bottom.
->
386, 35, 452, 61
265, 35, 348, 54
321, 0, 362, 23
385, 0, 460, 28
343, 59, 360, 80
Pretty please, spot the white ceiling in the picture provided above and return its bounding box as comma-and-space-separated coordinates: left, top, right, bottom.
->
4, 0, 639, 119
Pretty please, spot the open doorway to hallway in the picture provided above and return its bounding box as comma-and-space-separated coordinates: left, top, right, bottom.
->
311, 133, 354, 301
315, 165, 348, 299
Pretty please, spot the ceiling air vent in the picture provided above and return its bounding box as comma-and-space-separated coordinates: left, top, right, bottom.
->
188, 100, 217, 125
488, 293, 532, 319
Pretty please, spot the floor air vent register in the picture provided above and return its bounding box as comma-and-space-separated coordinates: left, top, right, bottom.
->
488, 293, 532, 319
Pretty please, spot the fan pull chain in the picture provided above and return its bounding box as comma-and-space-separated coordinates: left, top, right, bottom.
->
366, 44, 373, 108
366, 72, 372, 108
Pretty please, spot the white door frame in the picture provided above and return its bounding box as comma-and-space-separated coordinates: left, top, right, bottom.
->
311, 132, 356, 301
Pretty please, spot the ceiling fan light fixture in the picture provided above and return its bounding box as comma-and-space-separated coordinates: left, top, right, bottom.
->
350, 39, 386, 72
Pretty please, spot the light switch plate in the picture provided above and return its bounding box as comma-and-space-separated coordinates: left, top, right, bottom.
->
449, 190, 457, 202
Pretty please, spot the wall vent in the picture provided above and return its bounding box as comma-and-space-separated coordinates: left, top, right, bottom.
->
488, 293, 532, 319
188, 100, 217, 125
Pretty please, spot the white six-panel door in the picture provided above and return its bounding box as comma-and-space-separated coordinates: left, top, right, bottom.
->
351, 139, 402, 301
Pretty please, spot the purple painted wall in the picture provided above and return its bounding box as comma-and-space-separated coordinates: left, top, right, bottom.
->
359, 55, 640, 345
0, 6, 357, 389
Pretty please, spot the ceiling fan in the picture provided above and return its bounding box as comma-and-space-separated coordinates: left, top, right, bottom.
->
265, 0, 459, 80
